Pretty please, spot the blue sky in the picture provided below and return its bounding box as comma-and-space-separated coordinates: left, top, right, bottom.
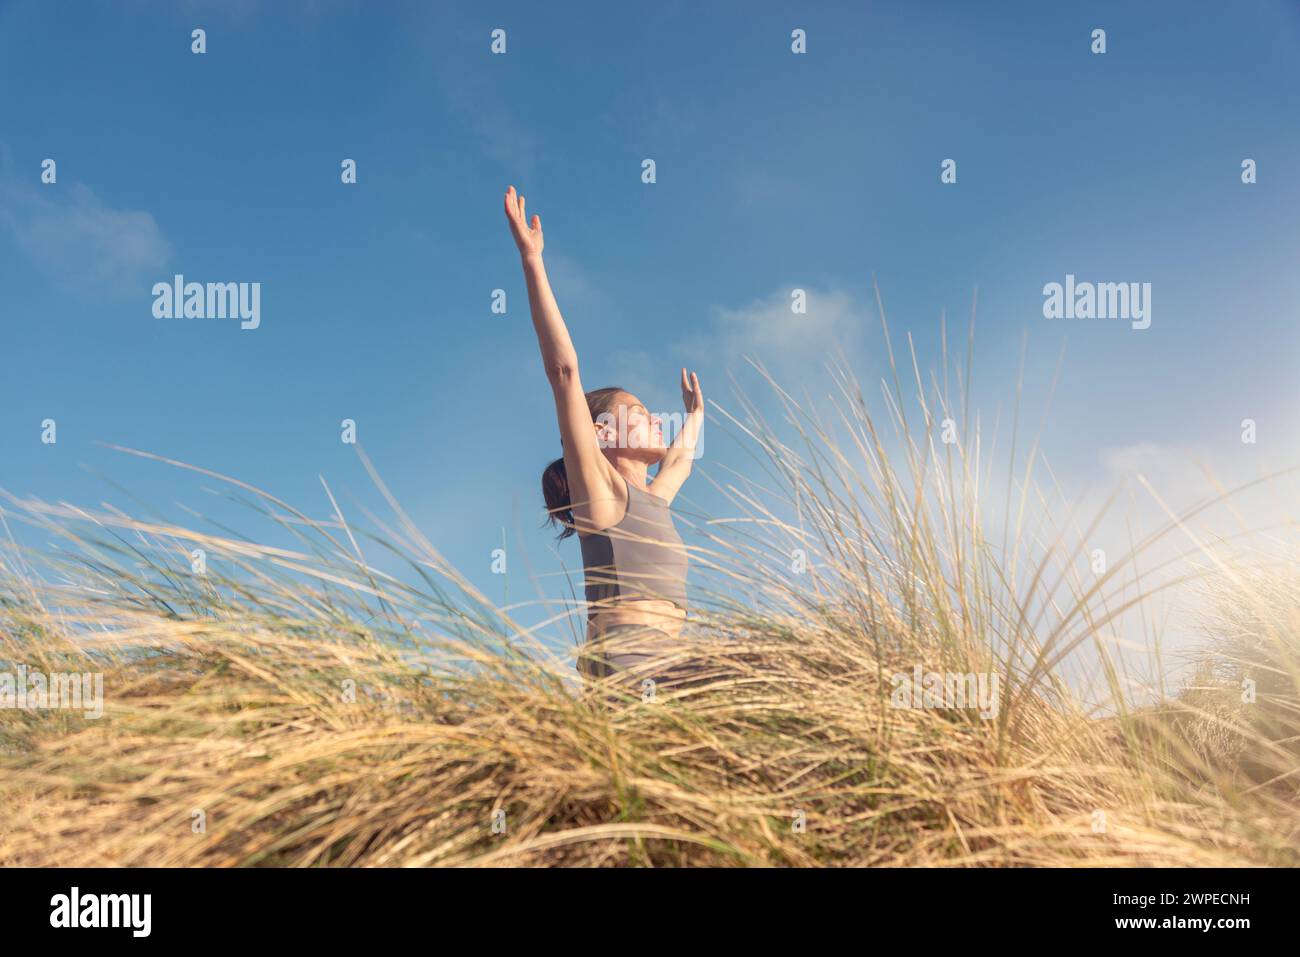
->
3, 0, 1300, 663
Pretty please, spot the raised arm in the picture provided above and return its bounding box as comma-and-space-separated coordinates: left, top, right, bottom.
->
504, 186, 617, 527
649, 368, 704, 503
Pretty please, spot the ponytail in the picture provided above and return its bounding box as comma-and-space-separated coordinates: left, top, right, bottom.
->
541, 455, 577, 539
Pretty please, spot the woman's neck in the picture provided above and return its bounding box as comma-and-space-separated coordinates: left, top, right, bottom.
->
613, 459, 650, 489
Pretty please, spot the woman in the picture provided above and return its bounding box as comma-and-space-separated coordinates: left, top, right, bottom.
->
503, 185, 704, 692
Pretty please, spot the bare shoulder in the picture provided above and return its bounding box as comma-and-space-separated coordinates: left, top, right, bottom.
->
572, 460, 627, 534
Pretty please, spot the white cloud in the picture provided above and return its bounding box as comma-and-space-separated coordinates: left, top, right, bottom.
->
0, 176, 172, 294
1097, 439, 1300, 525
700, 285, 868, 378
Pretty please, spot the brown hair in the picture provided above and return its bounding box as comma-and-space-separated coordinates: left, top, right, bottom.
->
542, 386, 625, 540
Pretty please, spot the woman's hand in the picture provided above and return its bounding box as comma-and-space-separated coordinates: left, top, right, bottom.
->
504, 185, 544, 261
680, 368, 703, 415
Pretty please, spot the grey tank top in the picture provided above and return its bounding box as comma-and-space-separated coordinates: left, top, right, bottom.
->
578, 475, 689, 611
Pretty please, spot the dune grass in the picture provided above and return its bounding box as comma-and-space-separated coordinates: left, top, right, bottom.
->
1, 327, 1297, 867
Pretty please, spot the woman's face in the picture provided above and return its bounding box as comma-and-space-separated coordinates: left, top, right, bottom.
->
597, 392, 666, 460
